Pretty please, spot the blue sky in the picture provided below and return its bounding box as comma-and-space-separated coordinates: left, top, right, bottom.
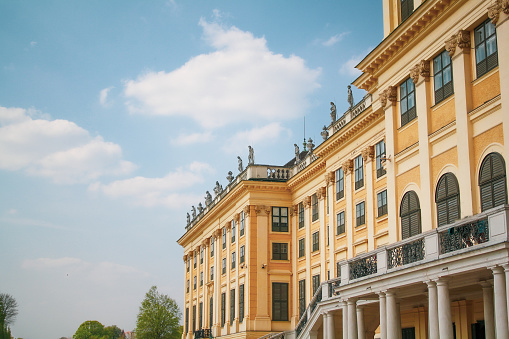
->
0, 1, 382, 338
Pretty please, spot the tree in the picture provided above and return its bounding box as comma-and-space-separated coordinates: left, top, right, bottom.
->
73, 320, 105, 339
103, 325, 122, 339
135, 286, 182, 339
0, 293, 18, 327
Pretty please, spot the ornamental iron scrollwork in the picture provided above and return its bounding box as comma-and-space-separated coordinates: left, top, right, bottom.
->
296, 313, 308, 337
194, 329, 212, 338
439, 218, 489, 254
328, 277, 341, 297
388, 238, 425, 269
349, 254, 377, 280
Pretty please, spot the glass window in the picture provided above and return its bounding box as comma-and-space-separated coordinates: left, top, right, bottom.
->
231, 220, 236, 243
240, 245, 245, 264
337, 211, 345, 235
187, 258, 190, 272
475, 19, 498, 78
200, 272, 203, 286
336, 262, 341, 278
298, 202, 305, 229
336, 168, 344, 200
312, 231, 319, 252
356, 201, 366, 227
272, 283, 289, 321
199, 302, 203, 330
355, 155, 364, 190
193, 276, 197, 290
200, 247, 204, 265
210, 266, 214, 281
221, 292, 226, 327
436, 173, 460, 226
479, 152, 507, 211
434, 50, 454, 103
298, 279, 306, 318
210, 297, 213, 330
231, 252, 236, 270
312, 274, 320, 295
272, 243, 288, 260
230, 289, 235, 325
194, 251, 197, 268
222, 227, 226, 249
239, 284, 244, 323
192, 305, 196, 332
377, 190, 388, 217
210, 237, 214, 257
298, 238, 305, 258
401, 0, 414, 22
311, 194, 319, 222
272, 207, 289, 232
186, 279, 189, 293
240, 211, 245, 236
375, 140, 386, 178
222, 258, 226, 275
185, 307, 189, 333
400, 191, 421, 239
400, 78, 416, 126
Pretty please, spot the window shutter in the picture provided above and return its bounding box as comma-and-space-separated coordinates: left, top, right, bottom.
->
437, 201, 448, 226
402, 216, 410, 239
493, 178, 507, 207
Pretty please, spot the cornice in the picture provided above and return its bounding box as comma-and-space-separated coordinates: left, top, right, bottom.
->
287, 159, 327, 190
353, 0, 456, 91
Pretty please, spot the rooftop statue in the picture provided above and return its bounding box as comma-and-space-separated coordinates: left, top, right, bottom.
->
248, 146, 255, 165
237, 156, 243, 173
205, 191, 212, 206
321, 125, 329, 140
227, 171, 234, 183
307, 138, 315, 154
348, 85, 354, 109
186, 213, 191, 225
294, 143, 300, 163
214, 181, 223, 196
330, 101, 337, 122
197, 203, 204, 214
191, 206, 197, 219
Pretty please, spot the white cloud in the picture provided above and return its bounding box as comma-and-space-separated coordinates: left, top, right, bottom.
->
339, 48, 373, 78
0, 106, 136, 184
99, 86, 114, 106
224, 123, 291, 154
124, 18, 321, 129
171, 131, 214, 146
22, 257, 149, 285
30, 41, 37, 47
90, 162, 212, 208
322, 32, 349, 47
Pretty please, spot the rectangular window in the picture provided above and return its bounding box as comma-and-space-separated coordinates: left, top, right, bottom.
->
298, 238, 305, 258
186, 279, 189, 293
240, 245, 245, 264
336, 211, 345, 235
272, 243, 288, 260
199, 302, 203, 330
377, 190, 388, 217
192, 305, 196, 332
311, 194, 319, 222
239, 284, 245, 323
312, 231, 319, 252
312, 274, 320, 295
375, 140, 386, 178
194, 251, 197, 269
222, 227, 226, 249
221, 292, 226, 327
272, 207, 289, 232
187, 258, 190, 272
298, 202, 305, 229
298, 279, 306, 318
200, 272, 203, 286
336, 262, 341, 278
400, 0, 414, 22
356, 201, 366, 227
209, 297, 213, 329
433, 50, 453, 104
327, 225, 330, 247
222, 258, 226, 275
231, 252, 236, 270
354, 155, 364, 190
240, 211, 245, 236
210, 266, 214, 281
230, 289, 235, 325
185, 307, 189, 333
231, 220, 236, 243
400, 77, 416, 126
200, 247, 204, 265
210, 237, 214, 257
193, 276, 197, 290
336, 168, 344, 200
475, 19, 498, 78
272, 282, 289, 321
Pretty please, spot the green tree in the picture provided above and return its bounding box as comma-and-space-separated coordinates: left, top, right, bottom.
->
103, 325, 122, 339
73, 320, 105, 339
135, 286, 182, 339
0, 294, 18, 327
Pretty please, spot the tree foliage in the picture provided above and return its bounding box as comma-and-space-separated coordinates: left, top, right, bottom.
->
73, 321, 123, 339
135, 286, 182, 339
0, 293, 18, 327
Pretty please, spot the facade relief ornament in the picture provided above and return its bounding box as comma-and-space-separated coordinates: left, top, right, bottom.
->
304, 196, 311, 207
325, 172, 335, 186
343, 159, 354, 175
379, 89, 388, 108
362, 146, 375, 162
410, 64, 420, 84
489, 0, 509, 24
317, 187, 327, 200
445, 34, 457, 57
290, 205, 298, 216
419, 60, 430, 81
456, 30, 471, 51
255, 205, 270, 216
243, 205, 251, 216
387, 86, 397, 106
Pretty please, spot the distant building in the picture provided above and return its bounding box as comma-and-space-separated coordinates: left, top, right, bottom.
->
178, 0, 509, 338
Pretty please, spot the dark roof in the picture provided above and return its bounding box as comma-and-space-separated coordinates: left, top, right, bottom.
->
284, 150, 309, 167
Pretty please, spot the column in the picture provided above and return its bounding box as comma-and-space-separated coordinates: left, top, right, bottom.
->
413, 61, 433, 231
342, 301, 348, 339
504, 264, 509, 326
254, 206, 271, 331
344, 160, 354, 256
322, 312, 328, 338
480, 282, 495, 339
396, 302, 402, 339
357, 305, 365, 339
202, 241, 208, 329
327, 172, 336, 277
243, 205, 251, 329
363, 147, 376, 251
492, 266, 509, 339
291, 205, 299, 326
386, 290, 399, 339
449, 30, 476, 215
327, 310, 336, 339
348, 299, 358, 339
213, 232, 221, 335
426, 281, 439, 339
318, 187, 327, 277
489, 7, 509, 178
436, 279, 454, 339
378, 292, 387, 339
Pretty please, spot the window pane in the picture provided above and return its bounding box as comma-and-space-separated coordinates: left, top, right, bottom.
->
401, 99, 407, 113
476, 44, 486, 63
408, 93, 415, 109
486, 21, 496, 36
443, 67, 451, 84
401, 82, 407, 98
487, 36, 497, 56
434, 72, 442, 89
442, 53, 450, 67
434, 57, 442, 73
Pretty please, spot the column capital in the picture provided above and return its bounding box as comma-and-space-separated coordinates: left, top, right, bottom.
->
426, 280, 437, 288
445, 30, 471, 57
317, 187, 327, 200
342, 159, 353, 175
243, 204, 251, 216
361, 146, 375, 163
489, 0, 509, 25
183, 254, 188, 262
490, 265, 505, 274
234, 214, 240, 223
480, 280, 493, 289
304, 196, 311, 208
255, 205, 270, 216
290, 204, 298, 216
379, 86, 397, 108
410, 60, 430, 84
325, 171, 335, 186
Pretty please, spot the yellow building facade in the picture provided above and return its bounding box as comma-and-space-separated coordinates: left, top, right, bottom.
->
178, 0, 509, 338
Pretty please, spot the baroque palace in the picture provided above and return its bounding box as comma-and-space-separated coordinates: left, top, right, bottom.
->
177, 0, 509, 338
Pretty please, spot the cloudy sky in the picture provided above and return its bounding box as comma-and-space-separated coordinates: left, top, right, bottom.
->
0, 1, 382, 338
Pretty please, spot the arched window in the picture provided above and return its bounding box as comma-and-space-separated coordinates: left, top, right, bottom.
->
479, 152, 507, 211
400, 191, 421, 239
435, 173, 460, 226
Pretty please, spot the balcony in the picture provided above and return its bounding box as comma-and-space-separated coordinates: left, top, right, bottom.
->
296, 205, 509, 338
193, 329, 212, 338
